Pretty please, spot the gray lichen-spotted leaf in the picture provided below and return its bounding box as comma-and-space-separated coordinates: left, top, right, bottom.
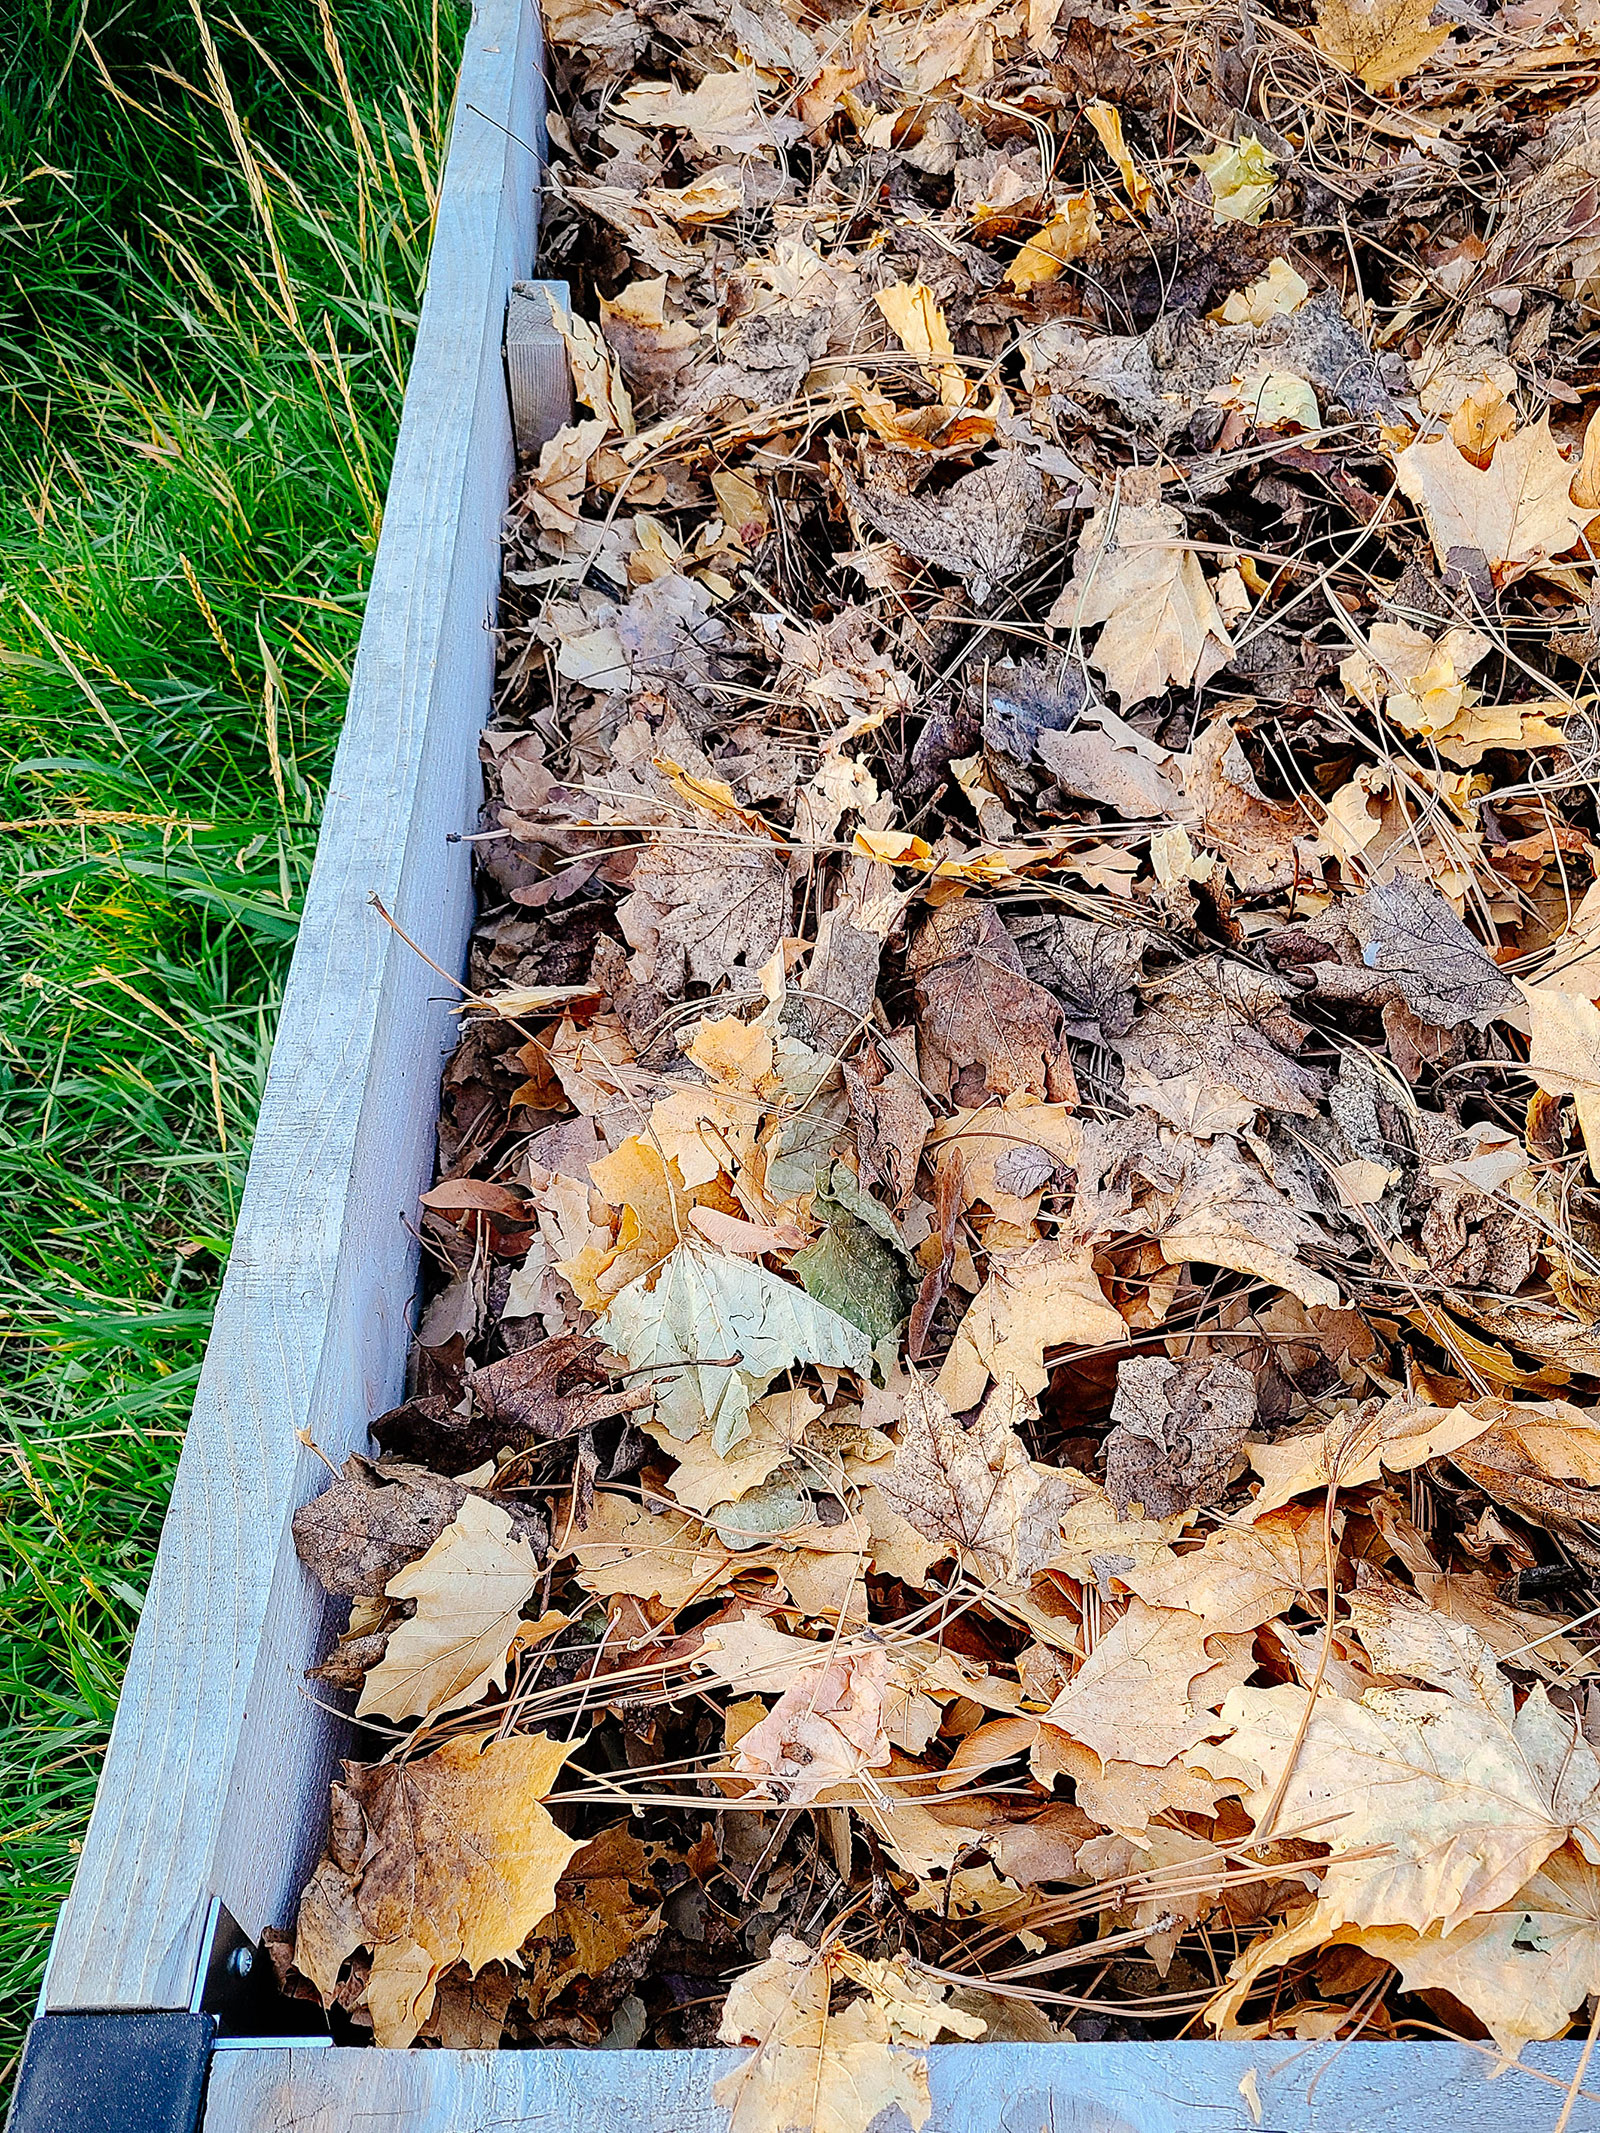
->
1104, 1354, 1257, 1519
840, 449, 1044, 601
1347, 876, 1516, 1030
1012, 914, 1148, 1043
598, 1245, 874, 1454
709, 1468, 813, 1550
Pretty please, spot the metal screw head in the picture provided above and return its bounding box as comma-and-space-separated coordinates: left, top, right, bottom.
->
226, 1946, 255, 1980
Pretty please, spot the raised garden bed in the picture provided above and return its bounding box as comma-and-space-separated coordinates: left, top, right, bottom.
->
20, 0, 1600, 2126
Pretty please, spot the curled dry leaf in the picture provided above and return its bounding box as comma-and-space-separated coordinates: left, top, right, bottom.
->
294, 1731, 578, 2047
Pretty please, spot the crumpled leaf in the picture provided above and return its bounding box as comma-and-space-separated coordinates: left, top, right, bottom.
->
358, 1495, 541, 1722
1116, 955, 1324, 1132
1104, 1353, 1257, 1519
293, 1730, 579, 2047
841, 451, 1044, 602
714, 1933, 974, 2133
732, 1647, 892, 1803
293, 1456, 480, 1598
1048, 473, 1232, 707
878, 1375, 1083, 1588
910, 898, 1075, 1104
599, 1244, 874, 1453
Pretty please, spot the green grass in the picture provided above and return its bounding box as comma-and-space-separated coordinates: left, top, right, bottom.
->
0, 0, 464, 2073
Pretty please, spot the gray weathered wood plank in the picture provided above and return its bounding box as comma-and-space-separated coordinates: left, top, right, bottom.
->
205, 2040, 1600, 2133
42, 0, 547, 2013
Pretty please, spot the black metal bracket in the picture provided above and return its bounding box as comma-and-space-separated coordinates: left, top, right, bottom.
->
4, 2012, 215, 2133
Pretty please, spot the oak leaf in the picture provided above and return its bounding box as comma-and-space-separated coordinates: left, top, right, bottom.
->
293, 1730, 578, 2047
358, 1496, 541, 1723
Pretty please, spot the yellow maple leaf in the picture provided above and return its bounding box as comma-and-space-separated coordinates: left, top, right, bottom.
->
1006, 193, 1100, 290
1392, 416, 1589, 582
358, 1496, 540, 1723
873, 282, 971, 407
1313, 0, 1449, 91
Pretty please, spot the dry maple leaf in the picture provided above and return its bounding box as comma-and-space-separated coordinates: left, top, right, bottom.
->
1517, 978, 1600, 1180
1245, 1396, 1497, 1518
1312, 0, 1449, 92
1393, 419, 1588, 582
1286, 1845, 1600, 2055
1047, 475, 1231, 707
878, 1375, 1084, 1588
1189, 1670, 1600, 1940
293, 1730, 579, 2047
613, 67, 797, 155
713, 1933, 976, 2133
934, 1238, 1128, 1412
1104, 1353, 1258, 1519
358, 1496, 542, 1723
1042, 1598, 1256, 1771
732, 1647, 893, 1803
1118, 1504, 1328, 1633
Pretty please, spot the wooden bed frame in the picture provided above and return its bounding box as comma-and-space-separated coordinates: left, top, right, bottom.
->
19, 1, 1596, 2124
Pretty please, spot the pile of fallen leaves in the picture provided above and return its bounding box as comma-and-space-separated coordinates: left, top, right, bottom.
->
272, 0, 1600, 2097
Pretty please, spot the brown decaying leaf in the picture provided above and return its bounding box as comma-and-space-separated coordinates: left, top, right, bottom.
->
293, 1731, 578, 2047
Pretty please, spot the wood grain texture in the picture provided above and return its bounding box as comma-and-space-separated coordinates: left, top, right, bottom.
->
205, 2040, 1600, 2133
42, 0, 547, 2013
